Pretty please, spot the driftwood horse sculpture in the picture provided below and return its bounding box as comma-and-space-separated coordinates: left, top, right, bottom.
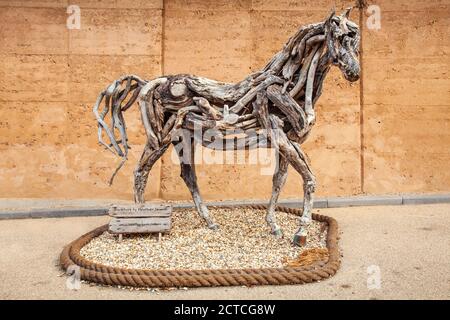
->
93, 9, 360, 246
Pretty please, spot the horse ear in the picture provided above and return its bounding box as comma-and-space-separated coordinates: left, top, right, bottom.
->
342, 7, 352, 19
339, 7, 352, 34
324, 8, 335, 26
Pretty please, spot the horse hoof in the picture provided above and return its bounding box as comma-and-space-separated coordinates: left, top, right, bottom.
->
293, 234, 306, 246
208, 223, 219, 230
272, 228, 283, 238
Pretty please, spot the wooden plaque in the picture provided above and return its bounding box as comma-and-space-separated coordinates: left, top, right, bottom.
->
108, 204, 172, 234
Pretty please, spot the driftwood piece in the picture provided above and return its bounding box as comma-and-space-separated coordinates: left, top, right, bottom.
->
186, 75, 257, 104
304, 45, 325, 125
230, 75, 284, 113
289, 44, 320, 98
138, 78, 167, 149
266, 85, 307, 135
193, 97, 222, 120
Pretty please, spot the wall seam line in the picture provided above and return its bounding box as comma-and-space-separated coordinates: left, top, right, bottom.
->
358, 2, 365, 194
158, 0, 166, 200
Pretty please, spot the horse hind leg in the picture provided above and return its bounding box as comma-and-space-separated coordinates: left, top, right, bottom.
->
266, 154, 289, 238
180, 163, 218, 230
174, 131, 218, 230
134, 143, 169, 203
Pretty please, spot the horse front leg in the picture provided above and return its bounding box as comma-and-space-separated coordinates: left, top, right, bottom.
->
268, 115, 315, 246
289, 142, 316, 246
174, 131, 218, 230
266, 154, 289, 238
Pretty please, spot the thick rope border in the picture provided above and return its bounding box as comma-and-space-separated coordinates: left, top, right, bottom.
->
59, 204, 340, 288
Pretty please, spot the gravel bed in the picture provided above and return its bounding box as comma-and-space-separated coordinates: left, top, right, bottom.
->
80, 207, 327, 270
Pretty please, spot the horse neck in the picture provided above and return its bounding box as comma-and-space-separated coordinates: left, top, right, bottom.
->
284, 45, 332, 106
304, 51, 332, 105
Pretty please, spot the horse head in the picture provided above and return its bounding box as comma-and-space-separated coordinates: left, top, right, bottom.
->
325, 8, 360, 82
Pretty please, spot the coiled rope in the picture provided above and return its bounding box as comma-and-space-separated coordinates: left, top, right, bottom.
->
59, 204, 340, 288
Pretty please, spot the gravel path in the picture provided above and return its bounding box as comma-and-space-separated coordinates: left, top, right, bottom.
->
81, 207, 327, 270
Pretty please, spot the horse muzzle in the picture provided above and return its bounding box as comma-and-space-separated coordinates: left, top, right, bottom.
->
339, 58, 360, 82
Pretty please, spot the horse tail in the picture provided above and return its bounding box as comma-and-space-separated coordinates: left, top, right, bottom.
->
93, 74, 147, 185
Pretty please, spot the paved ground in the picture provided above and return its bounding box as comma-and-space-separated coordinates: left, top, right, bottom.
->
0, 203, 449, 299
0, 198, 128, 211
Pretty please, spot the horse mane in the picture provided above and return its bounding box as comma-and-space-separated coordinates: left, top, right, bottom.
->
263, 22, 326, 73
260, 11, 359, 101
260, 21, 329, 101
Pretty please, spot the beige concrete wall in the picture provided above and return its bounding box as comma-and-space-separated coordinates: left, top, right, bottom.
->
0, 0, 448, 201
362, 0, 450, 193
